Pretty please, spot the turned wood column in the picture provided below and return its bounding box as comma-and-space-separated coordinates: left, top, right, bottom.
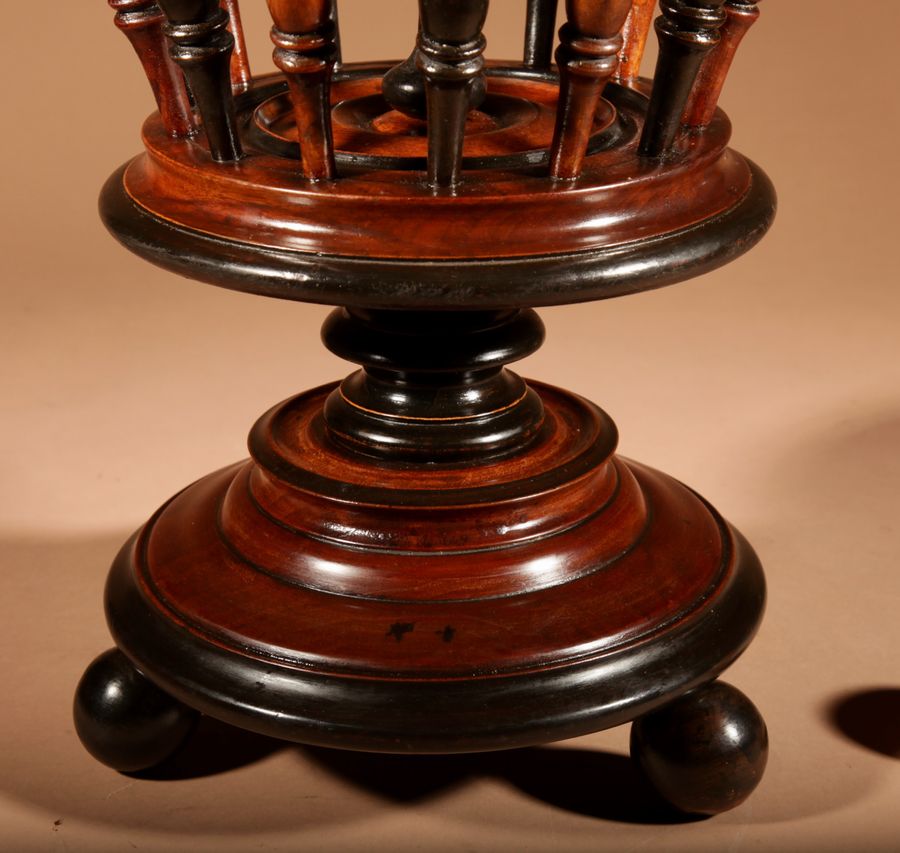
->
416, 0, 489, 189
684, 0, 761, 127
550, 0, 633, 180
267, 0, 338, 181
108, 1, 195, 138
638, 0, 727, 158
157, 0, 243, 161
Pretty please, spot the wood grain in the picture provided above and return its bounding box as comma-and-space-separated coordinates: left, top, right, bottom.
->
157, 0, 243, 161
549, 0, 633, 179
220, 0, 252, 93
108, 0, 194, 137
615, 0, 657, 83
638, 0, 728, 158
684, 0, 760, 127
267, 0, 338, 180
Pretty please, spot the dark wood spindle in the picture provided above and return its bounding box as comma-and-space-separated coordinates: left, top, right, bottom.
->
615, 0, 657, 84
416, 0, 490, 190
267, 0, 338, 181
638, 0, 727, 158
157, 0, 243, 161
523, 0, 559, 70
549, 0, 633, 180
684, 0, 760, 127
108, 1, 194, 138
220, 0, 252, 94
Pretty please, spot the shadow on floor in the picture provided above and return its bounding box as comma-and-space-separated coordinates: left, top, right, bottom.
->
826, 689, 900, 759
135, 716, 696, 825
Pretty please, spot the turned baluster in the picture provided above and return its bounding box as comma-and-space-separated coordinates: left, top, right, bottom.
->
684, 0, 760, 127
523, 0, 559, 70
157, 0, 243, 161
108, 1, 194, 138
549, 0, 633, 180
638, 0, 727, 158
416, 0, 489, 189
615, 0, 656, 84
220, 0, 252, 93
267, 0, 338, 181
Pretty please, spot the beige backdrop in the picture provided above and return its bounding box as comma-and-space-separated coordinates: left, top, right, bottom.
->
2, 2, 899, 851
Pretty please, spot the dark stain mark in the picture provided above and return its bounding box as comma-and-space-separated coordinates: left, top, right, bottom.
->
52, 819, 63, 831
387, 622, 415, 642
436, 625, 456, 642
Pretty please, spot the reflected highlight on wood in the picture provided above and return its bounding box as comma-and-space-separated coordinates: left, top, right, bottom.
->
220, 0, 251, 93
416, 0, 489, 189
267, 0, 338, 181
638, 0, 727, 158
684, 0, 760, 127
524, 0, 559, 70
108, 0, 194, 137
616, 0, 657, 83
550, 0, 633, 180
157, 0, 243, 161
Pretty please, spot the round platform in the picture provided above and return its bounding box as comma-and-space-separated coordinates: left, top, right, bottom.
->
98, 64, 776, 309
104, 381, 765, 753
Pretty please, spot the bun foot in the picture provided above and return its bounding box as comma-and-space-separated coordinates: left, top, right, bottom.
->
74, 649, 197, 772
630, 681, 768, 816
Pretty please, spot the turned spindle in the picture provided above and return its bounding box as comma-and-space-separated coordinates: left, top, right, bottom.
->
523, 0, 559, 70
416, 0, 489, 189
684, 0, 760, 127
220, 0, 252, 94
108, 1, 194, 138
267, 0, 338, 181
550, 0, 633, 180
615, 0, 656, 84
638, 0, 727, 158
157, 0, 242, 161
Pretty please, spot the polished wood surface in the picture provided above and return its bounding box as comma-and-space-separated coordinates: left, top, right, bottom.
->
639, 0, 727, 158
550, 0, 633, 179
108, 0, 194, 137
631, 681, 769, 815
220, 0, 251, 93
267, 0, 337, 180
685, 0, 760, 127
156, 0, 242, 161
523, 0, 559, 69
416, 0, 489, 188
616, 0, 657, 83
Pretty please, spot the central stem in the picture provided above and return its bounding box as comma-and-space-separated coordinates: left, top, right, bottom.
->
321, 308, 546, 463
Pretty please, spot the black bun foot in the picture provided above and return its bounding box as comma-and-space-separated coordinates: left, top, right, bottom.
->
74, 649, 198, 772
630, 681, 768, 816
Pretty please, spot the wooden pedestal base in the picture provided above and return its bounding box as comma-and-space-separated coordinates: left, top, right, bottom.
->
75, 320, 767, 814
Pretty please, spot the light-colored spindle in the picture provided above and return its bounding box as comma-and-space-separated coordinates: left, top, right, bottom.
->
220, 0, 252, 93
615, 0, 656, 83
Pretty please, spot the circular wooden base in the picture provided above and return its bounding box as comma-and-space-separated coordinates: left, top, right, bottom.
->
98, 65, 777, 310
101, 380, 765, 753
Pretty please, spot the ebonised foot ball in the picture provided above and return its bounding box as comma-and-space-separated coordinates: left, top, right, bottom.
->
74, 649, 197, 772
630, 680, 768, 815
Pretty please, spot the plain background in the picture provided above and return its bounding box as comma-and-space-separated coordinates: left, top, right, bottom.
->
1, 2, 898, 850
